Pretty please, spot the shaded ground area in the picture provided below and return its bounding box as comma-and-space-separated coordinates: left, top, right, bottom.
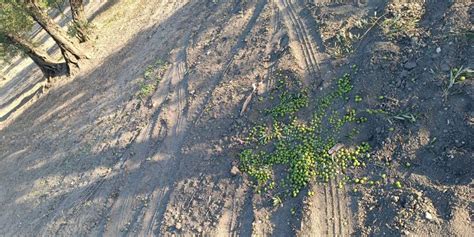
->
0, 0, 472, 236
0, 0, 111, 121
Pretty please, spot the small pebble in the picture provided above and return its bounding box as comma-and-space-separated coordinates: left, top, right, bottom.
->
230, 166, 240, 176
425, 212, 433, 220
392, 196, 400, 203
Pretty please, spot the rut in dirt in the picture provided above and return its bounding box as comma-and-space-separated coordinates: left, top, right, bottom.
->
9, 1, 276, 236
101, 1, 269, 235
2, 0, 452, 236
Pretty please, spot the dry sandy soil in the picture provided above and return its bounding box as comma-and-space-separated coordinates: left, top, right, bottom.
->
0, 0, 472, 236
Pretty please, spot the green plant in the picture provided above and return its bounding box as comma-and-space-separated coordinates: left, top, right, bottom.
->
332, 31, 354, 57
392, 112, 417, 123
138, 83, 155, 97
366, 108, 417, 125
144, 59, 167, 81
239, 71, 372, 198
266, 90, 308, 118
137, 58, 169, 98
443, 66, 473, 99
266, 70, 308, 118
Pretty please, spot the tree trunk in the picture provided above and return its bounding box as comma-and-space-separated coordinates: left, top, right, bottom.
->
22, 0, 87, 70
69, 0, 90, 42
4, 33, 67, 78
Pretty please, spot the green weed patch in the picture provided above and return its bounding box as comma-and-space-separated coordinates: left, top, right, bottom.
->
239, 70, 372, 198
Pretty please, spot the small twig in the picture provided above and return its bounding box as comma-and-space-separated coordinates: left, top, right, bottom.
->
385, 97, 399, 105
355, 13, 389, 51
328, 143, 344, 156
240, 83, 257, 116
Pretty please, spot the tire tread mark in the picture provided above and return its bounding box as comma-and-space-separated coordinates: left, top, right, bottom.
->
336, 175, 345, 236
324, 185, 332, 236
329, 178, 338, 236
276, 0, 322, 81
277, 0, 317, 76
284, 0, 320, 72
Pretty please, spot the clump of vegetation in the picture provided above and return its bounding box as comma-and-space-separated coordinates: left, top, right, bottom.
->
239, 70, 372, 198
443, 66, 473, 99
392, 112, 417, 123
365, 108, 417, 125
320, 16, 372, 58
144, 58, 167, 80
332, 30, 356, 57
137, 58, 168, 98
264, 69, 308, 118
381, 3, 424, 40
266, 90, 308, 118
138, 83, 156, 98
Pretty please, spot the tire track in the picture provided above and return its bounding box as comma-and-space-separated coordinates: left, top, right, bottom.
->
335, 175, 347, 236
45, 1, 259, 235
138, 41, 191, 236
214, 183, 243, 237
305, 176, 351, 236
24, 3, 200, 233
30, 108, 156, 236
14, 1, 281, 236
329, 178, 339, 236
275, 1, 355, 236
213, 2, 277, 235
161, 1, 268, 235
341, 177, 353, 236
324, 183, 333, 236
263, 3, 285, 92
284, 0, 321, 74
105, 1, 268, 235
103, 37, 191, 236
275, 0, 322, 81
314, 175, 352, 237
193, 0, 268, 126
313, 0, 356, 6
29, 99, 153, 235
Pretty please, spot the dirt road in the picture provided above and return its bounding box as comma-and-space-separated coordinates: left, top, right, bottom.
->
1, 0, 472, 236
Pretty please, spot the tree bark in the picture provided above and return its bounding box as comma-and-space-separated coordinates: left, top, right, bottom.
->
4, 33, 67, 78
69, 0, 90, 42
21, 0, 87, 70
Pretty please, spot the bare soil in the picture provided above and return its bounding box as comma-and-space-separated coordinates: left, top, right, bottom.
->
0, 0, 472, 236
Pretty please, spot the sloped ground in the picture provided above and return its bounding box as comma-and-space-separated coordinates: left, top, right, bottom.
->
0, 0, 472, 236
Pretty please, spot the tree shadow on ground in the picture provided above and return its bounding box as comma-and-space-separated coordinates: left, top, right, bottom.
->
0, 1, 295, 236
88, 0, 120, 22
346, 1, 472, 235
0, 0, 118, 122
5, 0, 469, 236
